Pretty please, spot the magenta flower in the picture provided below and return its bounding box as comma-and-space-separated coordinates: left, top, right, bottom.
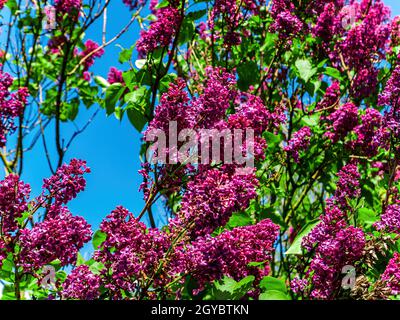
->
19, 208, 92, 270
62, 265, 101, 300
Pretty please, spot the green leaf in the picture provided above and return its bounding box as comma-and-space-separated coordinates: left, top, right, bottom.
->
76, 252, 86, 266
259, 276, 288, 293
212, 276, 255, 300
105, 83, 124, 115
301, 114, 319, 127
94, 76, 110, 88
324, 67, 342, 80
285, 219, 320, 255
119, 46, 133, 64
226, 212, 252, 229
237, 61, 259, 91
178, 18, 195, 45
125, 86, 150, 132
92, 230, 107, 250
358, 208, 379, 226
295, 59, 317, 83
187, 9, 207, 21
263, 132, 282, 150
259, 290, 291, 300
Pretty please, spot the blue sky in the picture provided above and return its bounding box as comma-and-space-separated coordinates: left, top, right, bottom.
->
5, 0, 400, 234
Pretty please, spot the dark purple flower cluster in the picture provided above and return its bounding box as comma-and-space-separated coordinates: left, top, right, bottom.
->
379, 64, 400, 108
301, 164, 365, 299
350, 108, 382, 156
0, 174, 31, 234
54, 0, 82, 14
334, 163, 361, 209
94, 206, 170, 297
42, 159, 90, 205
19, 208, 92, 270
173, 219, 279, 294
0, 69, 28, 147
284, 127, 312, 163
375, 204, 400, 234
177, 169, 258, 238
122, 0, 146, 11
381, 252, 400, 295
316, 81, 341, 112
62, 265, 101, 300
270, 10, 303, 40
81, 40, 105, 71
325, 102, 359, 143
107, 67, 124, 85
136, 2, 181, 56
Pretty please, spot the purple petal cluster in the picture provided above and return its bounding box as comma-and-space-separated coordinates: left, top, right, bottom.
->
284, 127, 312, 163
301, 164, 365, 299
334, 163, 361, 208
0, 174, 31, 234
174, 219, 279, 293
374, 204, 400, 234
379, 64, 400, 108
136, 3, 181, 56
325, 102, 359, 143
350, 108, 382, 156
94, 206, 170, 297
0, 70, 28, 147
122, 0, 146, 10
81, 40, 105, 71
42, 159, 90, 205
19, 208, 92, 270
107, 67, 124, 85
54, 0, 82, 14
62, 265, 101, 300
381, 253, 400, 295
177, 169, 258, 238
316, 81, 340, 112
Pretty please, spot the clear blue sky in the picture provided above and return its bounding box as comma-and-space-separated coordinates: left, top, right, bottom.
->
6, 0, 400, 234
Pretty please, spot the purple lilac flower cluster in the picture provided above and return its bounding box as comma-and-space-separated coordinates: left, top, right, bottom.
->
300, 164, 365, 299
54, 0, 82, 14
173, 219, 279, 294
284, 127, 312, 163
62, 265, 101, 300
42, 159, 90, 205
0, 69, 28, 147
93, 206, 170, 298
374, 204, 400, 234
136, 1, 181, 56
19, 208, 92, 270
381, 253, 400, 295
0, 174, 31, 234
